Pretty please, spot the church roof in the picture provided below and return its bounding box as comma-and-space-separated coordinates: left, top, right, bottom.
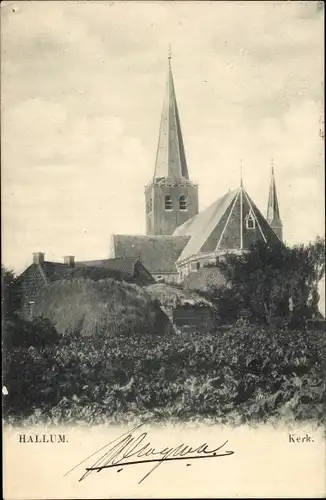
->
153, 56, 189, 182
174, 185, 281, 263
111, 234, 190, 274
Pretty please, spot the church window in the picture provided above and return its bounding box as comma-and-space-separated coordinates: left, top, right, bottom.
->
245, 211, 256, 230
149, 198, 152, 212
196, 262, 200, 270
165, 195, 172, 210
179, 195, 187, 211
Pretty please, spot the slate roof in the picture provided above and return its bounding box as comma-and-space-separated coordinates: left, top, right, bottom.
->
173, 189, 238, 257
174, 186, 281, 262
76, 258, 155, 285
17, 262, 129, 295
153, 57, 189, 182
77, 258, 137, 276
111, 234, 190, 274
38, 261, 135, 283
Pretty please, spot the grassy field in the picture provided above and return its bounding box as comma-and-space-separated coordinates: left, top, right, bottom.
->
3, 322, 325, 427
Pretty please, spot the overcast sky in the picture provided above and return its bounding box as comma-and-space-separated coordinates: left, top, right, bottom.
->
1, 0, 324, 273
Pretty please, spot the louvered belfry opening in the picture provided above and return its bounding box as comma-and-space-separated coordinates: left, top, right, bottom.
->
165, 195, 173, 210
179, 195, 187, 211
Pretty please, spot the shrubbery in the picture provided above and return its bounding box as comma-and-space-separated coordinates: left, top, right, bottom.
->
2, 240, 325, 428
3, 323, 325, 426
200, 238, 325, 325
2, 316, 60, 350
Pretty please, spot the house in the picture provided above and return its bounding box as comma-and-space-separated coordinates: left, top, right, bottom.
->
145, 283, 217, 333
17, 253, 154, 318
110, 54, 283, 283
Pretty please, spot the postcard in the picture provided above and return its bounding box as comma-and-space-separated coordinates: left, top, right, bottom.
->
2, 1, 325, 498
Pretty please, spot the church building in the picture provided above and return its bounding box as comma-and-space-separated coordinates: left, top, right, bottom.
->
110, 55, 283, 283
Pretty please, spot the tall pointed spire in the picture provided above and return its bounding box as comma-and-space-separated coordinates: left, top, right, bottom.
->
266, 159, 283, 241
153, 51, 189, 181
145, 52, 198, 235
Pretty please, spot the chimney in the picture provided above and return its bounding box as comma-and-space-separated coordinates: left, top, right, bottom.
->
64, 255, 75, 268
33, 252, 45, 265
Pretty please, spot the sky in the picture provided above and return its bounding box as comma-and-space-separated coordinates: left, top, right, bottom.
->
1, 0, 324, 273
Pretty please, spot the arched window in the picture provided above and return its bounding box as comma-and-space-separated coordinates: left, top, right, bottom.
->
179, 194, 187, 211
165, 195, 172, 210
245, 211, 256, 230
149, 198, 152, 212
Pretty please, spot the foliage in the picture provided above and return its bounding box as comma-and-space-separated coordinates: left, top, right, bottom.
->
1, 265, 21, 318
3, 323, 325, 427
205, 237, 325, 325
2, 315, 60, 352
197, 285, 239, 324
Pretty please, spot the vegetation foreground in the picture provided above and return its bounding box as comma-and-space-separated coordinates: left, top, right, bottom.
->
3, 322, 325, 427
2, 239, 325, 427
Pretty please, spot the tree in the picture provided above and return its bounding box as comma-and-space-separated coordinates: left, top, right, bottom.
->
215, 237, 325, 326
1, 265, 21, 318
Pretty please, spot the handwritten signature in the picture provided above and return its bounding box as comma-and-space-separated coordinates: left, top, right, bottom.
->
65, 422, 234, 484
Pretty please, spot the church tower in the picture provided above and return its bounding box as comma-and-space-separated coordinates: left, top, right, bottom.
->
266, 162, 283, 241
145, 53, 198, 235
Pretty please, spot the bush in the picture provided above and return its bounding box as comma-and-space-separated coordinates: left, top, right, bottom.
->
3, 324, 325, 426
205, 238, 325, 326
198, 285, 239, 324
2, 316, 60, 418
2, 315, 60, 351
1, 265, 21, 317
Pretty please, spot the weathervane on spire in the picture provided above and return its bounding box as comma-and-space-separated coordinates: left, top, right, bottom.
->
168, 44, 172, 62
240, 159, 243, 187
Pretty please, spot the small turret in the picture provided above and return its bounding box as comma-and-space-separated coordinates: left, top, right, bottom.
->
266, 160, 283, 241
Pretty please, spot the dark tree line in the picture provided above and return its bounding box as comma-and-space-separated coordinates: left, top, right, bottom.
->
1, 266, 59, 352
1, 265, 21, 318
202, 237, 325, 326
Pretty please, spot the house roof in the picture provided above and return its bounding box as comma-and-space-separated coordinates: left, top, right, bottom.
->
111, 234, 190, 274
174, 186, 281, 262
77, 258, 138, 275
18, 261, 136, 287
17, 258, 154, 309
